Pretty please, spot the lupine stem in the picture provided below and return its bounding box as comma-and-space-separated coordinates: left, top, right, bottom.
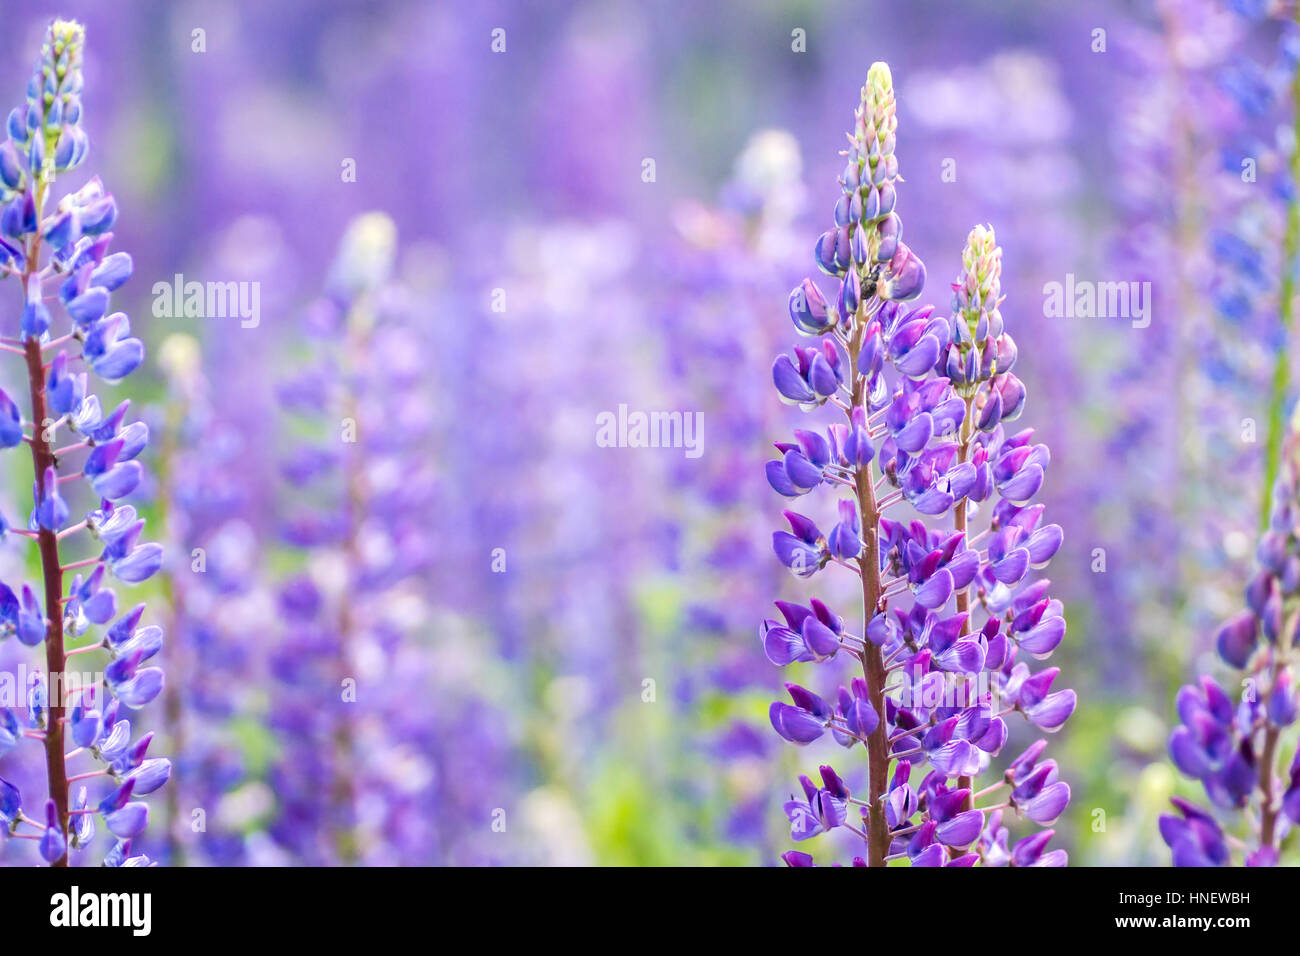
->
330, 326, 369, 866
18, 168, 70, 865
1257, 683, 1281, 849
24, 326, 70, 867
848, 308, 889, 868
1257, 610, 1293, 851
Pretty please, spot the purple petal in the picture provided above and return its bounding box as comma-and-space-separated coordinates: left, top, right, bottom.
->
1024, 689, 1076, 732
769, 702, 824, 744
936, 809, 984, 848
913, 568, 954, 609
1024, 781, 1070, 825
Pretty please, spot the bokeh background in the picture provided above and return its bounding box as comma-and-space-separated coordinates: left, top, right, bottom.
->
0, 0, 1296, 865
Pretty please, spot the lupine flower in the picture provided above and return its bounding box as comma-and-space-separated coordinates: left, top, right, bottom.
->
1162, 405, 1300, 866
1211, 5, 1300, 510
1096, 0, 1291, 713
1148, 0, 1300, 869
648, 129, 820, 857
761, 63, 1073, 867
442, 215, 681, 864
0, 20, 163, 867
270, 213, 461, 864
139, 333, 269, 865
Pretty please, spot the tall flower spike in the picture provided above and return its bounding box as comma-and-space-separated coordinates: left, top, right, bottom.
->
0, 20, 87, 203
1163, 403, 1300, 867
269, 213, 454, 864
763, 63, 1072, 867
0, 21, 162, 867
147, 333, 262, 864
653, 129, 823, 856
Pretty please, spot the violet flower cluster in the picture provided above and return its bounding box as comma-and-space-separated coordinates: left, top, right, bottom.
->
1066, 4, 1300, 864
1100, 1, 1300, 697
148, 334, 264, 865
270, 213, 452, 864
0, 20, 165, 867
1223, 7, 1300, 530
1162, 404, 1300, 867
1098, 0, 1250, 686
763, 63, 1073, 867
655, 130, 810, 854
1156, 1, 1300, 870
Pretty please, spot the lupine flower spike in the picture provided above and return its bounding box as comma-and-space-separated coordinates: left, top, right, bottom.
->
1163, 403, 1300, 867
0, 20, 164, 867
764, 62, 1073, 867
149, 333, 263, 864
270, 214, 447, 864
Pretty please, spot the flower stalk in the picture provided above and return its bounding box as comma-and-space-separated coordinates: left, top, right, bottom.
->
1164, 405, 1300, 867
763, 64, 1073, 868
0, 20, 166, 867
25, 330, 70, 864
1262, 3, 1300, 526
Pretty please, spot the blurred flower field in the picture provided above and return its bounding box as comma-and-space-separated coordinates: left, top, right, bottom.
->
0, 0, 1297, 868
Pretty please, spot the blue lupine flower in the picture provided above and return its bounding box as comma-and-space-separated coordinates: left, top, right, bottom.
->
69, 696, 101, 749
1163, 405, 1300, 866
0, 20, 165, 866
0, 712, 19, 759
105, 650, 164, 709
0, 388, 22, 447
268, 212, 467, 863
110, 542, 164, 584
39, 800, 66, 863
126, 758, 171, 796
96, 780, 148, 839
68, 565, 117, 629
71, 788, 94, 848
16, 583, 46, 646
0, 777, 20, 832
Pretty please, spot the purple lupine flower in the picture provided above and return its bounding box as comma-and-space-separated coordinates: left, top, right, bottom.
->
1162, 405, 1300, 866
0, 20, 163, 866
1092, 1, 1290, 736
651, 128, 826, 857
270, 213, 470, 865
762, 63, 1072, 867
1212, 6, 1300, 509
138, 333, 266, 866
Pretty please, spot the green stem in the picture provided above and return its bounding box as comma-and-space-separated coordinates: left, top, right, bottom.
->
157, 398, 186, 866
1262, 5, 1300, 527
